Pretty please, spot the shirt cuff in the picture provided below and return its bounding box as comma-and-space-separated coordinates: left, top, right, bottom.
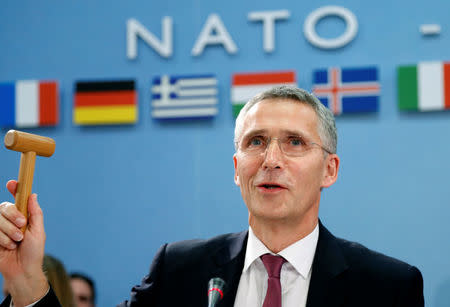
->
9, 286, 50, 307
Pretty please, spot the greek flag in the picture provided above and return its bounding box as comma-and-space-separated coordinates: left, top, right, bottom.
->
151, 74, 218, 119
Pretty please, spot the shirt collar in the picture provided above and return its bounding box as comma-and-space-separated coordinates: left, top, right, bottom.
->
243, 223, 319, 279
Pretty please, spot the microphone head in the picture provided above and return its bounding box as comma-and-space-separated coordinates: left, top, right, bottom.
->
208, 277, 226, 307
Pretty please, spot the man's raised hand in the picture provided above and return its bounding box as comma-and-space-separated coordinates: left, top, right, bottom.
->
0, 180, 48, 307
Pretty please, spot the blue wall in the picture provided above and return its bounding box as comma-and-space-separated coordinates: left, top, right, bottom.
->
1, 0, 449, 306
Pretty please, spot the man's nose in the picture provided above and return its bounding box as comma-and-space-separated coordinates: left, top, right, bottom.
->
262, 139, 284, 169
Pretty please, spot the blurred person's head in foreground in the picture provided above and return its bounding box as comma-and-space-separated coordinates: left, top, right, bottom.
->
70, 272, 96, 307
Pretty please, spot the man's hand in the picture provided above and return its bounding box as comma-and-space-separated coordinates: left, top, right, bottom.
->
0, 180, 48, 307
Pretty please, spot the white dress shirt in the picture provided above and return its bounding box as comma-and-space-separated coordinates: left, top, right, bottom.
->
233, 224, 319, 307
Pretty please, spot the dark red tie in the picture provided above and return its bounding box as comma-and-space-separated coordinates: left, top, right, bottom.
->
261, 254, 286, 307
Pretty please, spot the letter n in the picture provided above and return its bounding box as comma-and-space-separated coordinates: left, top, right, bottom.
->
127, 17, 173, 59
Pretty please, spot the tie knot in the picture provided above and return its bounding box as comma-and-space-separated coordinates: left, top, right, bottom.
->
260, 254, 286, 278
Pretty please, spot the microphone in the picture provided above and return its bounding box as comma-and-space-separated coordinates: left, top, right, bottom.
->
207, 277, 226, 307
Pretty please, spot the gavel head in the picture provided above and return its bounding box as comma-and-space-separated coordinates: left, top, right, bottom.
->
4, 130, 55, 157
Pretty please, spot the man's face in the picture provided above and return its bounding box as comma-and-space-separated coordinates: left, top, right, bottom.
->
233, 99, 339, 227
71, 278, 95, 307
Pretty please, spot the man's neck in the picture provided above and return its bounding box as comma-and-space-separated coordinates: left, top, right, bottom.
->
249, 216, 318, 253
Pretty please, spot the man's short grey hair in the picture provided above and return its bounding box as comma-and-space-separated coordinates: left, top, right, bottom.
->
234, 85, 337, 154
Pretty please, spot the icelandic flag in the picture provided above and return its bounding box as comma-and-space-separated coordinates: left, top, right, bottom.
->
312, 67, 380, 115
151, 74, 218, 119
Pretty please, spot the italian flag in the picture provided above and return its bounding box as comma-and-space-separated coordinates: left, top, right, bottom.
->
0, 80, 59, 128
398, 61, 450, 111
231, 71, 296, 117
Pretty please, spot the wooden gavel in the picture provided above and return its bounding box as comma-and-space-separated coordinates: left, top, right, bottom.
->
4, 130, 55, 232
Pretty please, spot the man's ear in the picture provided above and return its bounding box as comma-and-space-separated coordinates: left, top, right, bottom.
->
321, 154, 340, 188
233, 154, 240, 186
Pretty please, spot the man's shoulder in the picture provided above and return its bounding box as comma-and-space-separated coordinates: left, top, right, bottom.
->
312, 224, 424, 305
165, 231, 247, 254
156, 231, 247, 270
334, 234, 421, 281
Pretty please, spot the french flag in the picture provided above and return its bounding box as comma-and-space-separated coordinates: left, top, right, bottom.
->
0, 80, 59, 127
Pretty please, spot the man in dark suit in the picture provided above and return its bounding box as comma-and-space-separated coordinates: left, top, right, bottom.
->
0, 86, 423, 306
112, 222, 423, 306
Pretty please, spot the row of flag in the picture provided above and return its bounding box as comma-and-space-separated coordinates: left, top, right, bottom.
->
1, 62, 450, 128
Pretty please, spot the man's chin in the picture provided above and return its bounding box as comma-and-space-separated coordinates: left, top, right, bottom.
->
248, 204, 289, 220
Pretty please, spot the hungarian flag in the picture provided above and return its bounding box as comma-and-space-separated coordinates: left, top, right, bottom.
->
74, 80, 137, 125
0, 80, 59, 128
231, 71, 296, 117
398, 62, 450, 111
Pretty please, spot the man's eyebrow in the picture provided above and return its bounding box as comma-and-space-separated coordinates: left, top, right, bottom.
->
242, 129, 310, 139
241, 129, 267, 140
282, 129, 305, 137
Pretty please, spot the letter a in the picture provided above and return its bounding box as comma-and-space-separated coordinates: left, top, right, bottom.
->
191, 14, 238, 56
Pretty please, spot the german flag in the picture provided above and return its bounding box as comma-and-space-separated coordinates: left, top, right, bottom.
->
73, 80, 137, 125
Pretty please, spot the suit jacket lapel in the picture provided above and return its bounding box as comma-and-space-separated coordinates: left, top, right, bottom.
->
210, 231, 248, 307
306, 221, 349, 307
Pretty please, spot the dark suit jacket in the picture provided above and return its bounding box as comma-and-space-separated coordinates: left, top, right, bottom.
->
1, 222, 424, 307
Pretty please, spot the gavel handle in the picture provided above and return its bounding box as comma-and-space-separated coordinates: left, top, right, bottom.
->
15, 151, 36, 232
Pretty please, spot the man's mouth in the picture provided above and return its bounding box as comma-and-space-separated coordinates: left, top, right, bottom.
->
261, 184, 281, 189
257, 183, 286, 191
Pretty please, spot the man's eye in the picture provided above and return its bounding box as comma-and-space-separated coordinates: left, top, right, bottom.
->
249, 137, 264, 146
288, 137, 304, 146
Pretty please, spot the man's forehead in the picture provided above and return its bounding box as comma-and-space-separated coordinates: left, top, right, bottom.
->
241, 99, 319, 137
246, 98, 316, 117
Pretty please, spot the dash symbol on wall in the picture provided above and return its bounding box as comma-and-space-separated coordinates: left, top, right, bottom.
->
420, 24, 441, 36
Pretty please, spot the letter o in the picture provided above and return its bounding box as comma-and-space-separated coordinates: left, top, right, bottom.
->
304, 6, 358, 49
